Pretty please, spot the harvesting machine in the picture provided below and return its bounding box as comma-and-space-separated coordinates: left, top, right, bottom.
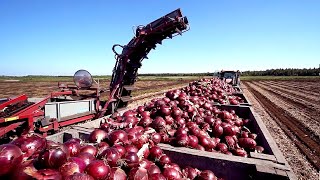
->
218, 70, 241, 86
0, 9, 189, 139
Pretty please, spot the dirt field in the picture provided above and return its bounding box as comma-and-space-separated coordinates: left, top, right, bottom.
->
242, 79, 320, 180
0, 78, 195, 98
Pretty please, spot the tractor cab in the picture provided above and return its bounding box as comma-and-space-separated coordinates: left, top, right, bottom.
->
218, 70, 241, 86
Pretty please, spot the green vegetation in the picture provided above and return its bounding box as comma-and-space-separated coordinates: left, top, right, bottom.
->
242, 68, 319, 76
241, 76, 320, 81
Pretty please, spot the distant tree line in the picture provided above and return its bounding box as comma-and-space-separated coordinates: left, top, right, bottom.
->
242, 68, 320, 76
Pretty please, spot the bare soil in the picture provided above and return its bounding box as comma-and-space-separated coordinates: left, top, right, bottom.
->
242, 81, 319, 180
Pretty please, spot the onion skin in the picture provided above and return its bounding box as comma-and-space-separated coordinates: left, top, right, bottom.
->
128, 167, 148, 180
23, 167, 62, 180
67, 157, 86, 172
0, 144, 23, 176
65, 173, 94, 180
59, 161, 82, 177
255, 146, 264, 153
108, 167, 127, 180
9, 159, 34, 180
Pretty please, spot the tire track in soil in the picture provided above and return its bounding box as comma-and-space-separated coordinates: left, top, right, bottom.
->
243, 81, 320, 171
264, 81, 320, 97
258, 81, 320, 107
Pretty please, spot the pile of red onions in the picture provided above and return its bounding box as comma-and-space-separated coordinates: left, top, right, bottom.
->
0, 130, 223, 180
0, 77, 264, 179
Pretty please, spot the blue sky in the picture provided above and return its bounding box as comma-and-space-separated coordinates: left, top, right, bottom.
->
0, 0, 319, 76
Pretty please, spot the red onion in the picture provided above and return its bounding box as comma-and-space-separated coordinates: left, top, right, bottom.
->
198, 136, 211, 149
198, 170, 217, 180
225, 136, 236, 150
80, 145, 97, 157
171, 107, 182, 118
100, 147, 121, 167
195, 144, 205, 151
188, 135, 199, 148
238, 138, 257, 149
152, 116, 166, 131
216, 143, 228, 153
125, 144, 139, 153
88, 129, 108, 143
137, 106, 145, 113
204, 116, 215, 125
182, 166, 199, 180
64, 139, 81, 157
85, 160, 110, 180
108, 130, 128, 145
0, 144, 23, 176
233, 148, 248, 157
138, 116, 153, 127
124, 152, 139, 168
123, 110, 135, 118
213, 124, 223, 137
159, 154, 171, 166
159, 105, 171, 116
241, 131, 249, 138
149, 146, 163, 160
175, 134, 189, 147
163, 167, 182, 180
38, 144, 68, 169
77, 152, 95, 166
175, 127, 188, 136
148, 164, 161, 175
223, 125, 236, 136
113, 144, 126, 157
151, 133, 162, 144
10, 132, 46, 160
255, 146, 264, 153
68, 157, 86, 172
140, 111, 150, 118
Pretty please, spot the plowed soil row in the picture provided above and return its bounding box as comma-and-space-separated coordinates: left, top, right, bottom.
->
264, 81, 320, 97
250, 82, 320, 140
243, 81, 320, 171
258, 81, 320, 109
